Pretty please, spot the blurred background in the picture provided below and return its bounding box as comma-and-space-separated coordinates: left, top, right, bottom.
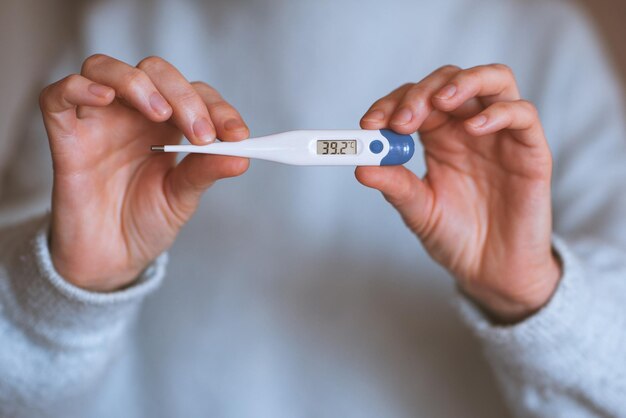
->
0, 0, 624, 154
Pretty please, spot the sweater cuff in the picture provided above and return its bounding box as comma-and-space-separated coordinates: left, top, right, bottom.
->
455, 234, 592, 361
1, 215, 167, 349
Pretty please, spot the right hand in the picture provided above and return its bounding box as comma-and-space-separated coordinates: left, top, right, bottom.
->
40, 54, 250, 292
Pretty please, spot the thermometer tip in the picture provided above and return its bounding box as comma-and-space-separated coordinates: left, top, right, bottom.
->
151, 145, 165, 152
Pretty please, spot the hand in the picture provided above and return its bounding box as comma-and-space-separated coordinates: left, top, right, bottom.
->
357, 64, 561, 323
40, 54, 250, 292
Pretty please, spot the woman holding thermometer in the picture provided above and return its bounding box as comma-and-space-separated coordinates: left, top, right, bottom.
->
42, 57, 555, 321
2, 0, 626, 416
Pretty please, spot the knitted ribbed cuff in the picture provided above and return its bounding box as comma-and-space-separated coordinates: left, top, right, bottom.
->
455, 234, 593, 362
1, 215, 167, 349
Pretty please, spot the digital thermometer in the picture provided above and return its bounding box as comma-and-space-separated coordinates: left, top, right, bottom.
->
151, 129, 414, 166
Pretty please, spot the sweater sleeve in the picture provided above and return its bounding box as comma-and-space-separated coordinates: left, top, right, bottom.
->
0, 214, 167, 417
457, 236, 626, 417
456, 4, 626, 418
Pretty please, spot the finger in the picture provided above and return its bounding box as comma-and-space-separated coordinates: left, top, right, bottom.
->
432, 64, 520, 113
81, 54, 173, 123
161, 82, 251, 217
164, 155, 249, 220
464, 100, 546, 147
355, 166, 434, 237
360, 83, 413, 130
39, 74, 115, 137
137, 56, 216, 145
361, 65, 467, 135
393, 66, 489, 133
388, 65, 463, 134
192, 82, 249, 141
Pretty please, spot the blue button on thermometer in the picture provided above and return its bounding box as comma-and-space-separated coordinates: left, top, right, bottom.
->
151, 129, 415, 166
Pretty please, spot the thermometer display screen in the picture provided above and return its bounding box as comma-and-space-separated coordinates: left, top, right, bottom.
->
317, 140, 357, 155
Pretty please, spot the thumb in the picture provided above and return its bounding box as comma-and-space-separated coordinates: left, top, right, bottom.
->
355, 166, 434, 237
163, 154, 249, 222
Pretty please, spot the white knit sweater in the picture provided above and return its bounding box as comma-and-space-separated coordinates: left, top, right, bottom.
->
1, 0, 625, 417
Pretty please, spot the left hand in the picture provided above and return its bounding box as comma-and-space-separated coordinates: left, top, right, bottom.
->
357, 64, 561, 323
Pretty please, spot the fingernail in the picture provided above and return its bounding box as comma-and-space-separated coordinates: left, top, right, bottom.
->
362, 109, 385, 122
468, 115, 488, 128
88, 83, 112, 98
149, 93, 171, 116
435, 84, 457, 100
224, 118, 246, 131
391, 107, 413, 125
193, 117, 215, 143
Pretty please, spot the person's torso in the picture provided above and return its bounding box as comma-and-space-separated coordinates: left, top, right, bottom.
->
48, 0, 574, 416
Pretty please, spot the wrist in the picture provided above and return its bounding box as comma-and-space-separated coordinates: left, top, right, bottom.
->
460, 251, 562, 324
50, 235, 144, 293
51, 253, 144, 292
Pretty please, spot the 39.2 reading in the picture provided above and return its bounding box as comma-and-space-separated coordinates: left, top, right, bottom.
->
316, 140, 357, 155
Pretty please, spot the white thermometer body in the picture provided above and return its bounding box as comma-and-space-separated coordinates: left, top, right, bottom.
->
151, 129, 414, 166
